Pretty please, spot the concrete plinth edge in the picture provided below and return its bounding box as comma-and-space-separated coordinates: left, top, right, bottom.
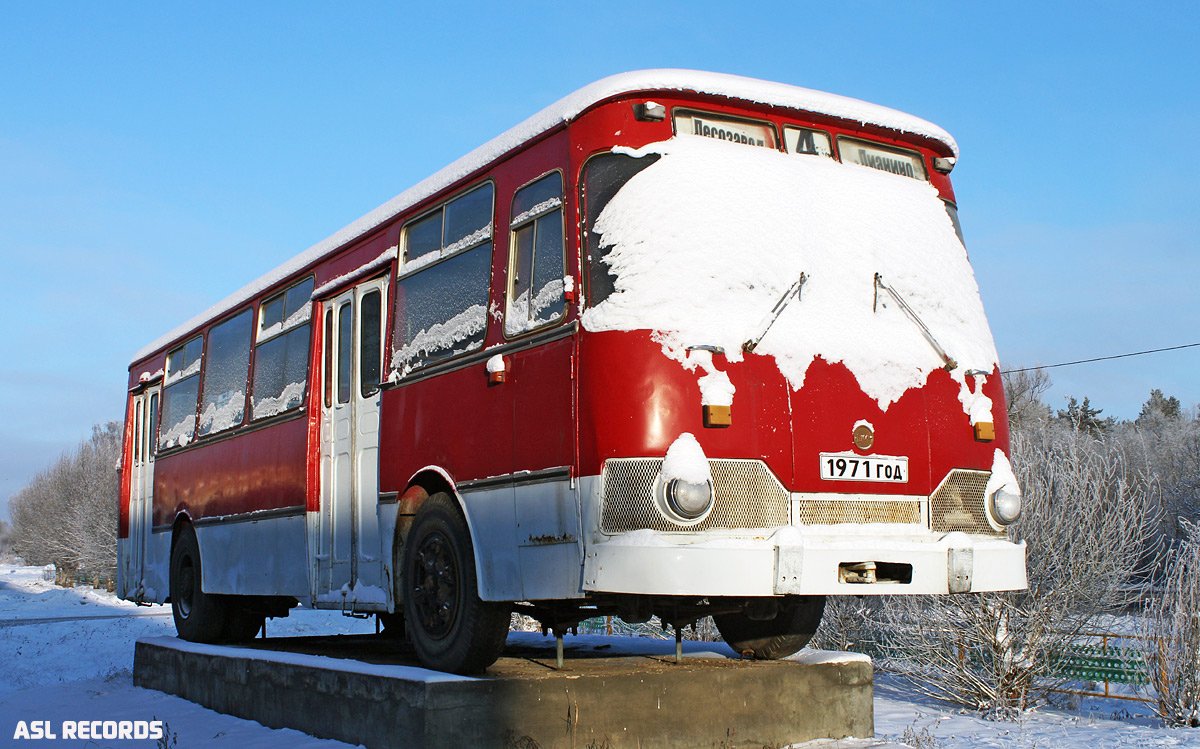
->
133, 637, 873, 748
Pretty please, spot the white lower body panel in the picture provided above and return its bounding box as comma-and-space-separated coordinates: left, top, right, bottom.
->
582, 528, 1026, 596
194, 512, 310, 597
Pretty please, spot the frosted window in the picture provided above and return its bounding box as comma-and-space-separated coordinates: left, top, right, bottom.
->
258, 277, 314, 343
506, 173, 565, 336
198, 309, 252, 437
251, 325, 310, 420
160, 334, 203, 450
391, 243, 491, 377
444, 185, 493, 250
403, 183, 494, 264
406, 212, 442, 261
582, 153, 660, 306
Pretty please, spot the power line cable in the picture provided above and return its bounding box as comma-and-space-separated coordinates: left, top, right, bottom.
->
1001, 343, 1200, 375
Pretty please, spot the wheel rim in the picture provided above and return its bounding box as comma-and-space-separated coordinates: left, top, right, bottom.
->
177, 554, 195, 619
411, 530, 458, 639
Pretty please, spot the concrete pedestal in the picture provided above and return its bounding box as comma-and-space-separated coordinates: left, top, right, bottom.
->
133, 634, 873, 748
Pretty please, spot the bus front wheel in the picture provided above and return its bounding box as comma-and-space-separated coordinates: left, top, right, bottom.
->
169, 524, 229, 642
402, 493, 509, 674
714, 596, 826, 659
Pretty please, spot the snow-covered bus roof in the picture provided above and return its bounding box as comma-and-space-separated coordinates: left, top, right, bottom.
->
131, 69, 958, 365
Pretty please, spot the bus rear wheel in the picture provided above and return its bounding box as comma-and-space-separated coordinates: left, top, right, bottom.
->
714, 596, 826, 660
169, 524, 229, 642
402, 493, 509, 674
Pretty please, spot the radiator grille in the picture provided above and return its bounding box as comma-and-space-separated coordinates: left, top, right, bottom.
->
601, 460, 1000, 535
600, 458, 788, 533
792, 499, 923, 525
930, 469, 1002, 536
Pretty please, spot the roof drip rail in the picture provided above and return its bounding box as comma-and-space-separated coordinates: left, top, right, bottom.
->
743, 273, 807, 353
873, 273, 958, 371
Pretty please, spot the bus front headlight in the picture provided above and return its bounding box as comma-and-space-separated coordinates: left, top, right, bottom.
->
989, 483, 1022, 525
666, 478, 713, 520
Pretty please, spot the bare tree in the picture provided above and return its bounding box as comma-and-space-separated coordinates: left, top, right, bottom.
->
0, 518, 14, 562
1002, 367, 1052, 429
881, 419, 1161, 716
10, 422, 121, 577
1141, 522, 1200, 727
810, 596, 882, 653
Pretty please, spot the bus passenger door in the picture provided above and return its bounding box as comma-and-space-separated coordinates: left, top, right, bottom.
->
123, 386, 158, 602
318, 278, 387, 608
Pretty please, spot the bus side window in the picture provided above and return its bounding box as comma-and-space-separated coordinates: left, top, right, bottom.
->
197, 308, 253, 438
391, 183, 494, 378
324, 309, 334, 408
160, 335, 203, 450
251, 277, 315, 420
337, 303, 352, 404
581, 153, 660, 307
360, 290, 382, 396
505, 172, 565, 337
147, 392, 158, 457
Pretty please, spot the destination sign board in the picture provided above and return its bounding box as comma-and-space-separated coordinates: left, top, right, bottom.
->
783, 126, 833, 158
837, 137, 928, 181
674, 110, 777, 149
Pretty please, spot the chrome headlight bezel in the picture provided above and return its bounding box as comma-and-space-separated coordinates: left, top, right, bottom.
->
652, 474, 715, 526
987, 483, 1022, 526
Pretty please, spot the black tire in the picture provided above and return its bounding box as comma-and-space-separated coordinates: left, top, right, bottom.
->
714, 596, 826, 659
170, 524, 230, 642
221, 606, 265, 642
402, 493, 510, 674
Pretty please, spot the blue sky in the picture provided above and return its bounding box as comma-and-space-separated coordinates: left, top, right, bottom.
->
2, 2, 1198, 520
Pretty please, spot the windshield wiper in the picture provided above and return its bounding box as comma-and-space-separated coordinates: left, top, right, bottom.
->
743, 273, 807, 353
873, 273, 958, 371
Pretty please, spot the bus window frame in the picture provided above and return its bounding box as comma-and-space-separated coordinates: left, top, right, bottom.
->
391, 179, 497, 380
578, 150, 664, 310
249, 276, 316, 424
195, 306, 255, 441
158, 333, 205, 453
503, 168, 568, 342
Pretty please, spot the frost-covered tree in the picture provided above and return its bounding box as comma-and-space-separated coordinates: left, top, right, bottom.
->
1137, 389, 1182, 426
10, 422, 121, 577
1057, 396, 1116, 436
881, 419, 1160, 716
0, 518, 13, 561
1002, 367, 1052, 429
1141, 522, 1200, 727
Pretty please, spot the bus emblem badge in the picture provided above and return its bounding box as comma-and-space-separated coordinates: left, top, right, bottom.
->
852, 424, 874, 450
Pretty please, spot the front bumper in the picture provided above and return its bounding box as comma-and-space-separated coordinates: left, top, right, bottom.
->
581, 527, 1027, 596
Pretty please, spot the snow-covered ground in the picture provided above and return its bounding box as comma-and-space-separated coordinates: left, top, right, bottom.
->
1, 564, 1197, 747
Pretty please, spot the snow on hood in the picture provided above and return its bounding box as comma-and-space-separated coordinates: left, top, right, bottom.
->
581, 135, 998, 414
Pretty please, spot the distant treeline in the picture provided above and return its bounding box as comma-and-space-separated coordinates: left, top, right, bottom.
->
9, 422, 121, 576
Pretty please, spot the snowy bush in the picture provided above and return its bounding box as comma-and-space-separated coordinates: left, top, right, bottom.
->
881, 418, 1160, 717
1141, 523, 1200, 727
810, 595, 883, 654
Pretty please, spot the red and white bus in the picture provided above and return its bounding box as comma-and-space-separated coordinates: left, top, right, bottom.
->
118, 70, 1026, 674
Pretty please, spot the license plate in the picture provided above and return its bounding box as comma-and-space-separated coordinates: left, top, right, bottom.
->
819, 453, 909, 483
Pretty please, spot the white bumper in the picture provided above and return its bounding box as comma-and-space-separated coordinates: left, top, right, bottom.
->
582, 528, 1027, 596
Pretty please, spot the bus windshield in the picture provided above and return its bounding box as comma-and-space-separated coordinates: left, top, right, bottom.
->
580, 135, 999, 411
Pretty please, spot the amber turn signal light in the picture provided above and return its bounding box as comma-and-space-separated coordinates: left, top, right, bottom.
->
703, 405, 732, 428
974, 422, 995, 442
